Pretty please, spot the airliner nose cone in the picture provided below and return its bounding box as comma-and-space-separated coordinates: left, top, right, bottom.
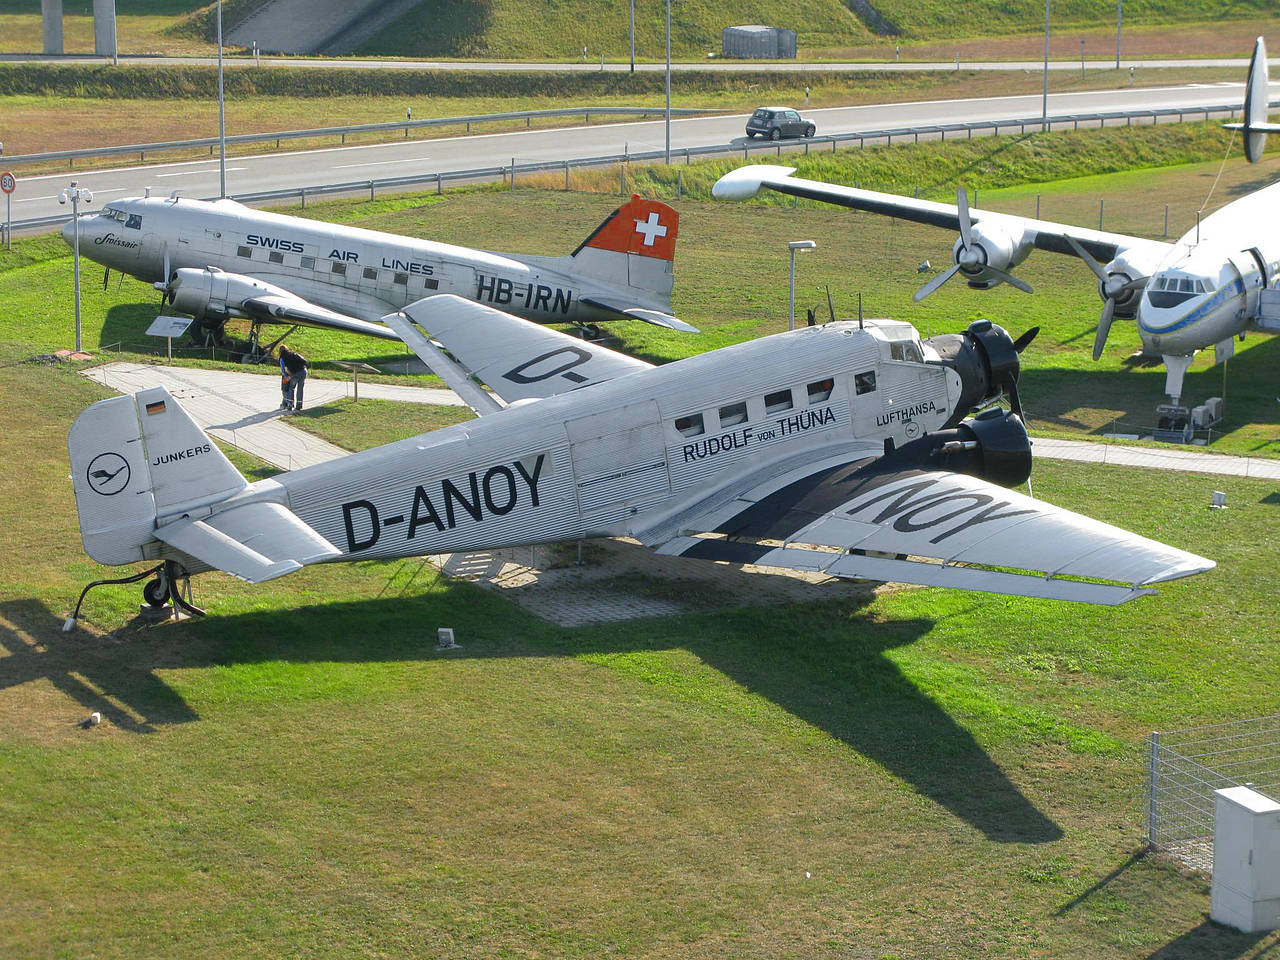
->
60, 219, 75, 248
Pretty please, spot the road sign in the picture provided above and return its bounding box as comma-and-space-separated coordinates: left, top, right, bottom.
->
0, 172, 15, 194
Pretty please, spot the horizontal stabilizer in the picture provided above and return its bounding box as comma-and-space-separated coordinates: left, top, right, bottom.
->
381, 308, 504, 416
399, 294, 652, 404
156, 501, 340, 583
580, 296, 699, 332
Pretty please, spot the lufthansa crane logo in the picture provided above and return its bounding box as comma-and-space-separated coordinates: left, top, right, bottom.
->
86, 452, 130, 496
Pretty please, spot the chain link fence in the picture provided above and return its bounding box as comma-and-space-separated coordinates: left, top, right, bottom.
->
1145, 716, 1280, 873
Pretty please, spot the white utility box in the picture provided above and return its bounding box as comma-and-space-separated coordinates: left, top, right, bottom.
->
1211, 786, 1280, 933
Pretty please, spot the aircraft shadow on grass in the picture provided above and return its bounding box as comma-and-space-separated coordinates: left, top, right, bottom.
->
0, 579, 1061, 844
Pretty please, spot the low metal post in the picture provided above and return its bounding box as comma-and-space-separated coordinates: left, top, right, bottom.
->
677, 169, 683, 200
1036, 194, 1041, 218
511, 157, 515, 190
436, 173, 442, 195
1163, 204, 1168, 237
565, 159, 570, 191
369, 180, 375, 200
1099, 198, 1105, 230
301, 187, 306, 209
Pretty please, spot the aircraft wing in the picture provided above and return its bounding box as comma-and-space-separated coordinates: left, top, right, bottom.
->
645, 456, 1213, 605
713, 164, 1171, 264
395, 294, 653, 404
241, 293, 402, 341
579, 296, 700, 333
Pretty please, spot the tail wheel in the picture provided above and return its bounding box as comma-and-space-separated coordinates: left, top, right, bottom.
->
769, 128, 781, 141
142, 577, 170, 608
805, 125, 815, 138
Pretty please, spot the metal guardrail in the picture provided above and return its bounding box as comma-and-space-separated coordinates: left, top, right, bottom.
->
2, 101, 1248, 238
1, 106, 727, 167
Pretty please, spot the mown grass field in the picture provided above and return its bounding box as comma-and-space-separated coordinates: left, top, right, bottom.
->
3, 123, 1280, 956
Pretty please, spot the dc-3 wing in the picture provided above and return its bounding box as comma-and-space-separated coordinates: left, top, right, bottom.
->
241, 292, 403, 341
383, 294, 653, 412
712, 164, 1171, 265
640, 454, 1213, 605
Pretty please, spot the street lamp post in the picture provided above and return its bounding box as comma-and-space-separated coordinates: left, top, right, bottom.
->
217, 0, 227, 198
629, 0, 635, 73
665, 0, 671, 163
788, 240, 816, 330
1041, 0, 1050, 132
58, 181, 93, 353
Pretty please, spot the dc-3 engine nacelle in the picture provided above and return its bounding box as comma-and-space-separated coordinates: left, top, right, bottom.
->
167, 266, 289, 320
951, 221, 1032, 289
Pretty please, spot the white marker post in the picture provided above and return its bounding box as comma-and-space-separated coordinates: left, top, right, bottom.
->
0, 171, 14, 250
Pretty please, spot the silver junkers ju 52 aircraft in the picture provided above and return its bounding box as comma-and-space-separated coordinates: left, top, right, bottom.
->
62, 192, 692, 348
68, 295, 1212, 617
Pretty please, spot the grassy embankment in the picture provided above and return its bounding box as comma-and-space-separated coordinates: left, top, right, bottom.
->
2, 211, 1280, 957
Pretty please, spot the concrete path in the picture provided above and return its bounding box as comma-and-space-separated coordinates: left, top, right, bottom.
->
1034, 436, 1280, 481
82, 361, 466, 471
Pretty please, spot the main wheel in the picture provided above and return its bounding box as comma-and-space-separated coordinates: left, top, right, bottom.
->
805, 125, 815, 138
143, 578, 170, 608
769, 128, 781, 141
746, 131, 757, 138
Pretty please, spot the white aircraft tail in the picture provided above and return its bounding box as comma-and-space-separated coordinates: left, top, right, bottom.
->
1225, 37, 1280, 163
69, 386, 339, 580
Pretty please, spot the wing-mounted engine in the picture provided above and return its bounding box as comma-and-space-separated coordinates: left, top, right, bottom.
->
167, 266, 279, 321
881, 407, 1032, 489
916, 187, 1033, 300
950, 219, 1033, 290
1057, 236, 1158, 359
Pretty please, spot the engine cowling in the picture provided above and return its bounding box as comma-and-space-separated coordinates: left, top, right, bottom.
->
951, 221, 1031, 289
880, 408, 1032, 489
1097, 253, 1148, 319
924, 319, 1022, 426
167, 267, 287, 321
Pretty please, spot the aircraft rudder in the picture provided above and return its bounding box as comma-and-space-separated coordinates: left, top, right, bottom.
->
572, 195, 679, 263
1244, 36, 1271, 162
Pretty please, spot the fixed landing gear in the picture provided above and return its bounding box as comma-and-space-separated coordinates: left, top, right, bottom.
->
574, 323, 604, 341
141, 561, 206, 619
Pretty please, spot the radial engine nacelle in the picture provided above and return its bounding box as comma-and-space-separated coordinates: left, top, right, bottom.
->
951, 220, 1033, 290
167, 266, 301, 321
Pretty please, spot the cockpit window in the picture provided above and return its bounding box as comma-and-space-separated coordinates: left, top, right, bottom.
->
125, 213, 142, 229
1178, 277, 1194, 293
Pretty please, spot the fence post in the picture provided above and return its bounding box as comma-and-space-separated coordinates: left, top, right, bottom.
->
1148, 731, 1160, 846
511, 157, 516, 191
436, 173, 442, 195
1163, 204, 1169, 238
565, 159, 570, 191
369, 180, 375, 201
1036, 194, 1041, 218
1099, 198, 1105, 230
677, 169, 683, 201
301, 187, 306, 209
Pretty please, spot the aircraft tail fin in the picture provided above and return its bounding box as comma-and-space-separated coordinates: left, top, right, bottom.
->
1224, 37, 1280, 163
565, 195, 679, 314
69, 386, 340, 579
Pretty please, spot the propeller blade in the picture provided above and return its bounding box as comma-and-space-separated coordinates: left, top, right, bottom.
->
956, 186, 973, 249
1062, 233, 1108, 283
913, 262, 962, 302
986, 265, 1033, 294
1008, 378, 1023, 418
1012, 326, 1040, 353
1092, 298, 1117, 361
1120, 276, 1148, 293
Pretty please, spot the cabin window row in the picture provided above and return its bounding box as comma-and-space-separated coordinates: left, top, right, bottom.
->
236, 246, 438, 288
674, 377, 837, 438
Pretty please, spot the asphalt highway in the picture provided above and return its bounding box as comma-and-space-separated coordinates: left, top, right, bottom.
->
8, 81, 1276, 224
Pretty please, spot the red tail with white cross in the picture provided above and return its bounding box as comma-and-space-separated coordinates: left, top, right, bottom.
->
573, 196, 678, 261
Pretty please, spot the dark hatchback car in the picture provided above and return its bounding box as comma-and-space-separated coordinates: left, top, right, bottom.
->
746, 107, 816, 140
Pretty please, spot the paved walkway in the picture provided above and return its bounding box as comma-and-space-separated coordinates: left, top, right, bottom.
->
1034, 437, 1280, 481
82, 361, 466, 471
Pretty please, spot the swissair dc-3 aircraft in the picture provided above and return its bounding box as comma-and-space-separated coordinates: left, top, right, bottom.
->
713, 37, 1280, 425
61, 192, 693, 347
68, 294, 1212, 617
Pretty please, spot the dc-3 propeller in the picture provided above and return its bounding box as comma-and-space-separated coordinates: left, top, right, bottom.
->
913, 186, 1034, 302
1060, 234, 1148, 360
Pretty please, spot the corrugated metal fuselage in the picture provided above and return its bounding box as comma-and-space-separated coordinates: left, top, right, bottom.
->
207, 322, 959, 563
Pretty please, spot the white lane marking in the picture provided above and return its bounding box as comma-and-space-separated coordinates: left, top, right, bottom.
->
155, 167, 246, 177
333, 156, 432, 169
16, 188, 130, 203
